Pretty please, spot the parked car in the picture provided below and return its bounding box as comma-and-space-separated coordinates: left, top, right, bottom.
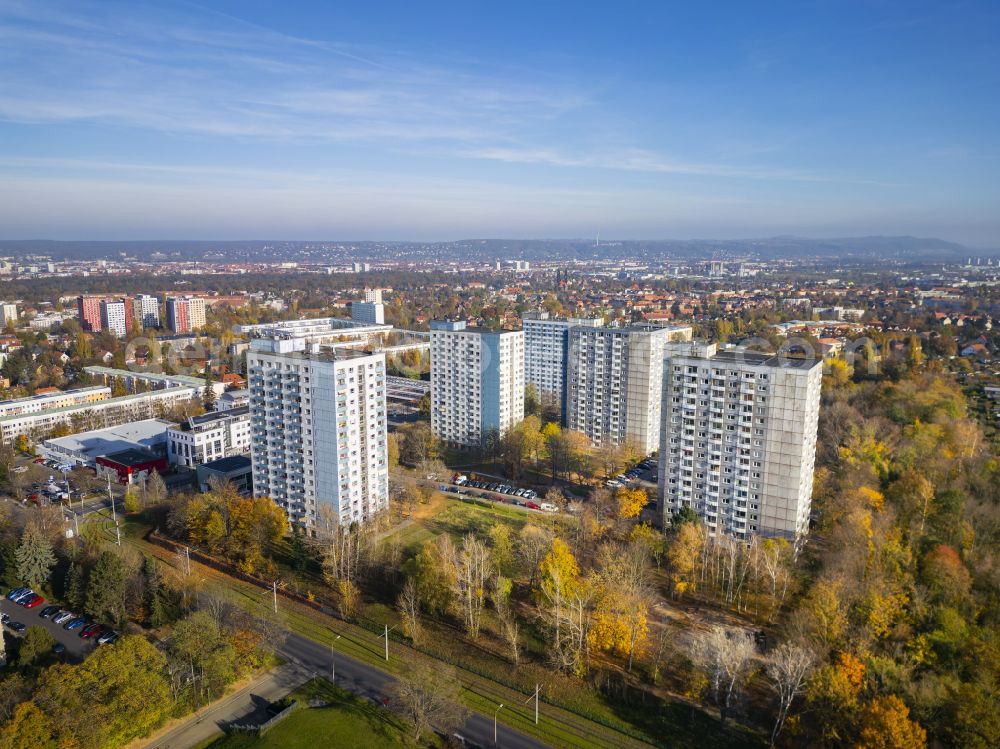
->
22, 594, 45, 609
97, 631, 119, 645
6, 587, 29, 601
53, 643, 66, 654
39, 605, 62, 618
0, 613, 9, 625
53, 611, 76, 624
64, 617, 88, 631
525, 501, 540, 510
11, 589, 36, 604
80, 624, 103, 639
8, 621, 25, 634
540, 502, 559, 512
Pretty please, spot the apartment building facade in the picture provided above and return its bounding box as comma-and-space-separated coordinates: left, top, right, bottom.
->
429, 320, 524, 448
166, 296, 207, 333
77, 295, 104, 332
566, 324, 691, 454
132, 294, 161, 329
522, 312, 602, 420
0, 386, 198, 444
657, 342, 822, 540
0, 386, 110, 419
248, 338, 389, 529
100, 299, 128, 338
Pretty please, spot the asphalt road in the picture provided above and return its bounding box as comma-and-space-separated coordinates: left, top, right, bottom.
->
0, 596, 96, 663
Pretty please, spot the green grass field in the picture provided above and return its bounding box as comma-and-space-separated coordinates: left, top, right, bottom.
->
200, 678, 439, 749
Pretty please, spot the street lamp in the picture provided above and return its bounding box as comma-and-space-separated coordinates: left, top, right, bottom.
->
384, 624, 397, 661
331, 634, 341, 684
494, 703, 504, 744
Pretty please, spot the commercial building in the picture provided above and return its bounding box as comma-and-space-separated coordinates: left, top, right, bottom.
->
38, 418, 174, 467
522, 312, 602, 419
100, 299, 128, 338
566, 324, 691, 454
351, 288, 385, 325
167, 405, 251, 468
166, 296, 207, 333
97, 448, 167, 485
248, 337, 389, 529
0, 386, 110, 419
657, 342, 822, 540
429, 320, 524, 447
0, 387, 197, 445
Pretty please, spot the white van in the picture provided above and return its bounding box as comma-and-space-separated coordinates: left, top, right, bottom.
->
539, 502, 558, 513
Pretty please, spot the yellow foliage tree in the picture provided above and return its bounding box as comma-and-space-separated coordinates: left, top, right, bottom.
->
855, 695, 927, 749
538, 537, 580, 600
615, 487, 647, 520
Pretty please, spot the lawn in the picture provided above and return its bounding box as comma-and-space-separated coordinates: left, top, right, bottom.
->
200, 678, 440, 749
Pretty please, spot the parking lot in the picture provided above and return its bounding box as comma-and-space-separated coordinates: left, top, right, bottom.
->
1, 595, 98, 663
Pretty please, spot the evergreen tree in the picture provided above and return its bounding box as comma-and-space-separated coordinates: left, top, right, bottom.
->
64, 562, 85, 611
203, 367, 216, 409
14, 522, 56, 589
85, 551, 128, 625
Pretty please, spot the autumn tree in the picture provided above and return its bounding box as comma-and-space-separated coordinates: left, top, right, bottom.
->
765, 641, 816, 745
391, 663, 469, 743
855, 695, 927, 749
691, 626, 757, 724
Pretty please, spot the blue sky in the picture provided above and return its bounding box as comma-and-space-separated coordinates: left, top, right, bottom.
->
0, 0, 998, 245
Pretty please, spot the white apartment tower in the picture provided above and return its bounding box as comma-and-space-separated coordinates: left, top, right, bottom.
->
430, 320, 524, 448
248, 338, 389, 528
658, 342, 822, 540
100, 299, 128, 338
133, 295, 160, 329
566, 324, 691, 454
522, 312, 602, 420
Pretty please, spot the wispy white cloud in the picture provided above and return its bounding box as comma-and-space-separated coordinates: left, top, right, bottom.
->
0, 0, 878, 187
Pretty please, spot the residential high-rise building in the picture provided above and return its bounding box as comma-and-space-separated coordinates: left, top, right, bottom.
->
566, 324, 692, 455
100, 299, 128, 338
522, 312, 602, 420
351, 288, 385, 324
657, 342, 822, 540
132, 294, 160, 330
430, 320, 524, 447
77, 295, 104, 332
0, 302, 18, 328
247, 338, 389, 528
166, 296, 207, 333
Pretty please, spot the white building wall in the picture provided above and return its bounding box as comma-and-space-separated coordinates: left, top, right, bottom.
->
248, 341, 388, 528
657, 343, 821, 540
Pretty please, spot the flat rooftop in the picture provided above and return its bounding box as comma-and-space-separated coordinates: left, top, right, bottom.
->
200, 455, 252, 473
101, 448, 161, 467
43, 418, 176, 458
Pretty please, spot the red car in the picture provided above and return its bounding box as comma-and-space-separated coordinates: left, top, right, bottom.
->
22, 594, 45, 609
33, 457, 45, 464
525, 501, 540, 510
80, 623, 103, 639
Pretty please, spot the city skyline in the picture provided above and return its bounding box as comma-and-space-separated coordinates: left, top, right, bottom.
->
1, 0, 998, 245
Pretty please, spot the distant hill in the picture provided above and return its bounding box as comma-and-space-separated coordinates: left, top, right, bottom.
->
0, 235, 980, 262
